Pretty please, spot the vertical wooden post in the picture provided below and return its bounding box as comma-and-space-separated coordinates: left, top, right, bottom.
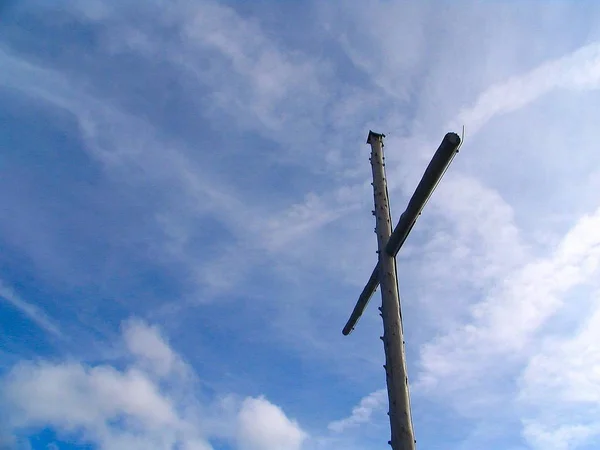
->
367, 131, 416, 450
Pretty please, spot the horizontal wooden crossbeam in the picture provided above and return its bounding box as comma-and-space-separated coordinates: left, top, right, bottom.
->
342, 132, 461, 335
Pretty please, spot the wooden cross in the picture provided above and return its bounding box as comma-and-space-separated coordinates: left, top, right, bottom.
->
342, 131, 461, 449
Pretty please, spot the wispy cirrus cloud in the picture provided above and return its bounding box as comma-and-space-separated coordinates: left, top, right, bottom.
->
328, 389, 387, 433
0, 280, 61, 338
451, 41, 600, 135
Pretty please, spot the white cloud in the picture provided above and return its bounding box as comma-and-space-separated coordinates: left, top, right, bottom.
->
6, 363, 178, 427
237, 396, 307, 450
2, 361, 190, 450
422, 174, 527, 288
0, 320, 308, 450
522, 423, 600, 450
418, 205, 600, 396
328, 389, 387, 433
517, 292, 600, 449
122, 319, 181, 378
520, 299, 600, 404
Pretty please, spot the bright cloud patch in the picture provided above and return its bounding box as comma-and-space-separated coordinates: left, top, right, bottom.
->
518, 291, 600, 450
418, 205, 600, 393
237, 397, 307, 450
0, 321, 307, 450
122, 319, 182, 378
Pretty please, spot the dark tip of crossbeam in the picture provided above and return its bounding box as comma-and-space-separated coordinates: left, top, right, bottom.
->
366, 130, 385, 144
444, 132, 461, 145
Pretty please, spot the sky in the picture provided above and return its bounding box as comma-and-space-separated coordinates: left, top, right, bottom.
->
1, 0, 600, 449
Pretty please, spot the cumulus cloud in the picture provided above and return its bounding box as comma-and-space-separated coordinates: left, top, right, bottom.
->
122, 319, 182, 378
0, 320, 307, 450
237, 396, 307, 450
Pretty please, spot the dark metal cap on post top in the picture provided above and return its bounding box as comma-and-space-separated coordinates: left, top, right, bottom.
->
367, 130, 386, 145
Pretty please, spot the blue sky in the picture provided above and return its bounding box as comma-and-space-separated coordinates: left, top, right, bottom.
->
2, 0, 600, 449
